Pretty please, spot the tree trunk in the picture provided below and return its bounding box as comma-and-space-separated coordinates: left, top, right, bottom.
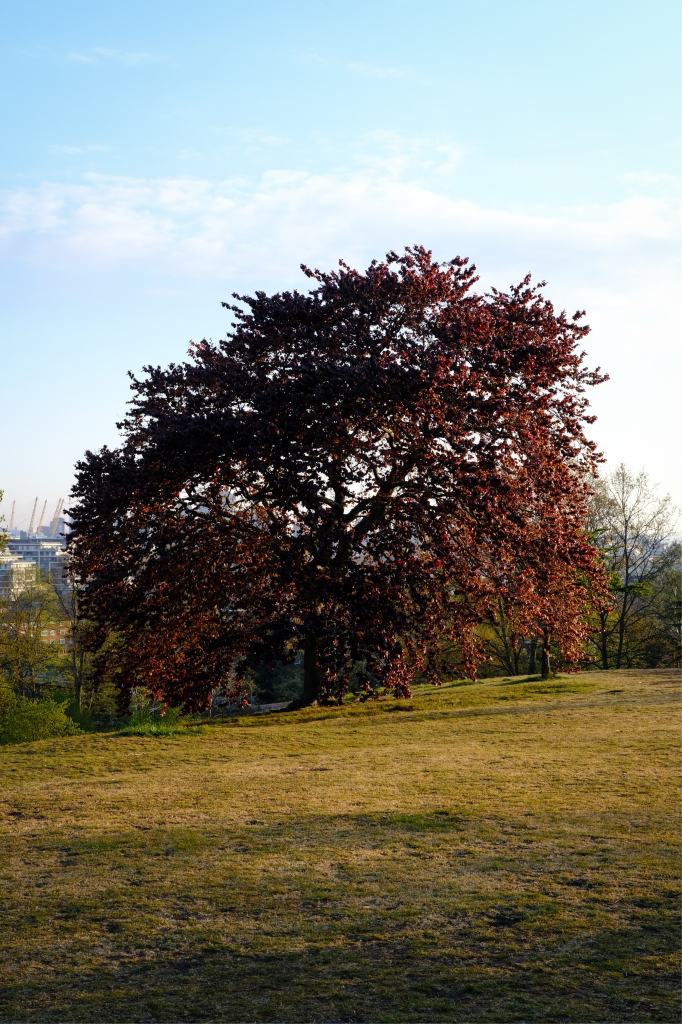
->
73, 650, 82, 708
528, 638, 537, 675
540, 631, 550, 679
302, 632, 321, 704
497, 599, 514, 674
599, 611, 609, 670
286, 632, 321, 709
615, 595, 628, 669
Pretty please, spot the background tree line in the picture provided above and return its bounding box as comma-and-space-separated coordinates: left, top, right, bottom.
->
0, 561, 119, 742
476, 464, 680, 676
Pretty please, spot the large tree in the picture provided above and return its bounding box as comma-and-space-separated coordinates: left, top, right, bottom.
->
70, 247, 609, 708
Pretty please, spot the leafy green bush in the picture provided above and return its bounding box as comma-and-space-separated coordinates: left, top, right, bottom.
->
159, 706, 183, 726
0, 697, 82, 745
64, 700, 97, 731
0, 684, 14, 719
116, 705, 196, 737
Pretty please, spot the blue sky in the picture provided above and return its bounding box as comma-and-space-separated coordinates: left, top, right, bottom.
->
1, 0, 680, 525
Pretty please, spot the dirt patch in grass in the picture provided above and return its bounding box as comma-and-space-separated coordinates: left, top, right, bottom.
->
0, 668, 679, 1022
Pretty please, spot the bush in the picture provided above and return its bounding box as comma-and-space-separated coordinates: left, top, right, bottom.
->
0, 684, 15, 719
249, 660, 304, 704
0, 697, 82, 745
159, 706, 183, 726
83, 676, 119, 720
116, 704, 195, 737
64, 700, 97, 731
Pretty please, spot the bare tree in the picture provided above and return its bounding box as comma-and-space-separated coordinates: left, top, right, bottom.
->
588, 465, 680, 669
0, 490, 6, 554
649, 564, 682, 665
52, 567, 90, 708
477, 599, 528, 676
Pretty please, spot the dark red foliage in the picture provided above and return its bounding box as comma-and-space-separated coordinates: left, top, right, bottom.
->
69, 247, 610, 710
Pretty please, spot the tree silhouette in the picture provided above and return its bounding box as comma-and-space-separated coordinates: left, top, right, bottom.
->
70, 247, 609, 708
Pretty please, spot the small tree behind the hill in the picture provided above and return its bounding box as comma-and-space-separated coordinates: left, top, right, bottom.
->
0, 567, 64, 699
588, 465, 680, 669
70, 247, 610, 708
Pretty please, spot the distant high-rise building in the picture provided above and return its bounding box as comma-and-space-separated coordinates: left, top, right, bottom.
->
1, 497, 70, 593
0, 534, 69, 593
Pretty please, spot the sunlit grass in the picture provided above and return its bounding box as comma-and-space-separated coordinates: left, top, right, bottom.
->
0, 668, 679, 1022
114, 716, 206, 739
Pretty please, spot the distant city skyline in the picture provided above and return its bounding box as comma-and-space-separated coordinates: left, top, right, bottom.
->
2, 496, 66, 537
1, 0, 680, 512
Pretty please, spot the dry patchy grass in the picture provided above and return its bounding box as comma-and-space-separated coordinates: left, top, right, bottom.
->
0, 668, 679, 1022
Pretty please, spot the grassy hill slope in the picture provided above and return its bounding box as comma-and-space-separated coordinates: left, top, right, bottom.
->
0, 668, 679, 1022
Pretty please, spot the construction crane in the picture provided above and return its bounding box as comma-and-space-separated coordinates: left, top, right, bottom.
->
36, 500, 48, 537
28, 498, 38, 536
48, 499, 64, 538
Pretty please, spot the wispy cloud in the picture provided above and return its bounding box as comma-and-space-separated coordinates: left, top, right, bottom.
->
303, 53, 408, 80
0, 146, 679, 500
66, 52, 98, 64
66, 47, 162, 66
621, 171, 681, 187
356, 130, 465, 177
345, 61, 407, 80
1, 164, 678, 314
0, 137, 678, 352
50, 144, 111, 155
205, 126, 289, 147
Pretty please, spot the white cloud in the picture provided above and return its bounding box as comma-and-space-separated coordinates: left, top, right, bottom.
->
205, 126, 288, 147
66, 52, 98, 64
0, 148, 679, 502
303, 53, 408, 79
354, 130, 465, 177
621, 171, 680, 187
1, 166, 678, 297
66, 48, 162, 66
3, 159, 678, 414
345, 61, 408, 79
50, 144, 111, 155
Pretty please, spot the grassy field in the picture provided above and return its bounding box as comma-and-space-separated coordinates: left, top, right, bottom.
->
0, 668, 679, 1023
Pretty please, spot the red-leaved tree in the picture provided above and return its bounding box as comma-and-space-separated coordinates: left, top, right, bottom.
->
69, 247, 609, 709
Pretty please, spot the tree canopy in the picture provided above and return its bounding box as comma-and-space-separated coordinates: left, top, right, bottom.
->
70, 247, 609, 708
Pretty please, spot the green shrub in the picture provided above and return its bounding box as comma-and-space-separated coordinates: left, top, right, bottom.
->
0, 684, 15, 719
159, 706, 183, 726
0, 697, 82, 745
64, 700, 97, 731
248, 660, 304, 704
47, 689, 117, 732
116, 705, 195, 737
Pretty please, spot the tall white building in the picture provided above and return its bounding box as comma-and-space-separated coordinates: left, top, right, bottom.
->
0, 535, 69, 593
